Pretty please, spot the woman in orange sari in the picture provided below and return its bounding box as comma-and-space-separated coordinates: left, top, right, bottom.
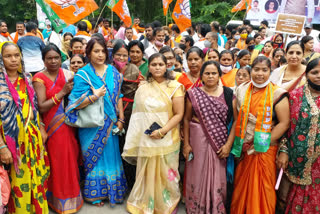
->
230, 56, 290, 214
33, 44, 83, 213
177, 47, 204, 90
219, 50, 236, 87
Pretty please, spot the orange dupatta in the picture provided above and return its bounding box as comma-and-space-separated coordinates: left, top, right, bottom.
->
221, 68, 237, 87
76, 31, 91, 37
236, 39, 246, 49
231, 82, 276, 157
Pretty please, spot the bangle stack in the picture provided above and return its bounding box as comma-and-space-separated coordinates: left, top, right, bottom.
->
52, 94, 61, 105
88, 95, 97, 104
118, 119, 125, 124
279, 138, 289, 154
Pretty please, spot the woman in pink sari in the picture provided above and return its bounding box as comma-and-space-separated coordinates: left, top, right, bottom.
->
183, 61, 237, 213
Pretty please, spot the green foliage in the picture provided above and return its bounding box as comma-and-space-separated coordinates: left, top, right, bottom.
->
0, 0, 36, 31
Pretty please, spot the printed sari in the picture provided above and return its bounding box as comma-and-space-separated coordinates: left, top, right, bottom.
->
185, 87, 232, 214
0, 44, 50, 214
230, 82, 287, 214
118, 63, 141, 189
285, 84, 320, 214
66, 63, 127, 206
33, 68, 83, 213
122, 80, 184, 214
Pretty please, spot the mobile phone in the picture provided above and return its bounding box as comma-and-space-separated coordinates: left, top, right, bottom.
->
144, 122, 162, 135
188, 152, 194, 162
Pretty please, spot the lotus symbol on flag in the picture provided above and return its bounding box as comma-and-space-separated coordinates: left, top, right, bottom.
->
119, 0, 130, 20
51, 0, 85, 16
174, 0, 191, 19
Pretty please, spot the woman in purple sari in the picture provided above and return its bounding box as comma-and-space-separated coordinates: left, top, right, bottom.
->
183, 61, 237, 213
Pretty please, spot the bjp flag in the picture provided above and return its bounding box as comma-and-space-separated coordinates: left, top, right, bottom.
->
163, 0, 173, 16
172, 0, 191, 32
107, 0, 132, 27
231, 0, 252, 12
43, 0, 99, 24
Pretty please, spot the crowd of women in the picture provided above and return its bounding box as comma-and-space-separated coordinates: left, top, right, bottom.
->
0, 17, 319, 214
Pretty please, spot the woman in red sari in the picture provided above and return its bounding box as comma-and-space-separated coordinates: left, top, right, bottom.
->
33, 44, 83, 213
177, 47, 204, 90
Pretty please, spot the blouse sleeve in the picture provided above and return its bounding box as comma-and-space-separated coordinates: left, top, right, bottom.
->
173, 84, 185, 98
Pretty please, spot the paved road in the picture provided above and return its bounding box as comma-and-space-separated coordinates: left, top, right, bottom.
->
49, 200, 186, 214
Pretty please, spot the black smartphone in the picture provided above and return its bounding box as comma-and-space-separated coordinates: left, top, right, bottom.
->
144, 122, 162, 135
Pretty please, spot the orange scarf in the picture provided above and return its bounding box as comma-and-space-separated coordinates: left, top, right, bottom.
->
36, 29, 44, 41
133, 24, 145, 33
231, 82, 276, 157
12, 32, 23, 44
0, 32, 13, 41
76, 31, 91, 37
236, 39, 246, 50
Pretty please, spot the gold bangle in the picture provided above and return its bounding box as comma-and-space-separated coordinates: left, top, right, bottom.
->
51, 97, 58, 105
158, 129, 164, 138
55, 94, 61, 102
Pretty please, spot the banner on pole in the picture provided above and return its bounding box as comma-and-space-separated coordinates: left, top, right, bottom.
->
43, 0, 98, 24
163, 0, 173, 16
35, 0, 67, 32
107, 0, 132, 27
172, 0, 191, 32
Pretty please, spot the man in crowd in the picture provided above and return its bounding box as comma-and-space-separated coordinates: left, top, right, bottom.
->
75, 21, 91, 42
141, 23, 154, 49
194, 24, 211, 49
260, 20, 274, 37
304, 23, 319, 47
205, 32, 225, 53
145, 27, 165, 58
210, 21, 226, 47
0, 20, 13, 42
180, 35, 194, 53
186, 22, 199, 43
124, 27, 136, 45
132, 17, 144, 35
10, 21, 25, 44
17, 21, 45, 75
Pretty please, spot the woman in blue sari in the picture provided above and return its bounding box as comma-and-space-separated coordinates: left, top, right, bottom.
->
66, 38, 127, 207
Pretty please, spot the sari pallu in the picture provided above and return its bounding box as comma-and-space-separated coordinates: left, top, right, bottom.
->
185, 88, 231, 214
230, 82, 287, 214
177, 73, 202, 91
66, 64, 127, 205
118, 63, 141, 190
33, 68, 83, 214
284, 84, 320, 214
122, 80, 184, 214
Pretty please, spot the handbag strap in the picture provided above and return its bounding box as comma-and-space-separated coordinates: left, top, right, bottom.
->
75, 71, 94, 88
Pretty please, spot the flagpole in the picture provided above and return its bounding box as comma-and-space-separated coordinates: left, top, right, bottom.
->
95, 4, 107, 30
166, 12, 168, 26
111, 9, 113, 28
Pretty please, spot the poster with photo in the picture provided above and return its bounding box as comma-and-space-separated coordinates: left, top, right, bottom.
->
246, 0, 319, 24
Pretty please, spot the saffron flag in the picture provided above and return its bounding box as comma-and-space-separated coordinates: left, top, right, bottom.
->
43, 0, 98, 24
163, 0, 173, 16
35, 0, 67, 32
172, 0, 191, 32
231, 0, 252, 13
107, 0, 132, 27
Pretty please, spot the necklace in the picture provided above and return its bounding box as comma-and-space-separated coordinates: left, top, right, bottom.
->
187, 72, 198, 83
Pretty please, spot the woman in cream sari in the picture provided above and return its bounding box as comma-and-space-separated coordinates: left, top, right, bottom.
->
122, 53, 185, 214
270, 41, 306, 92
